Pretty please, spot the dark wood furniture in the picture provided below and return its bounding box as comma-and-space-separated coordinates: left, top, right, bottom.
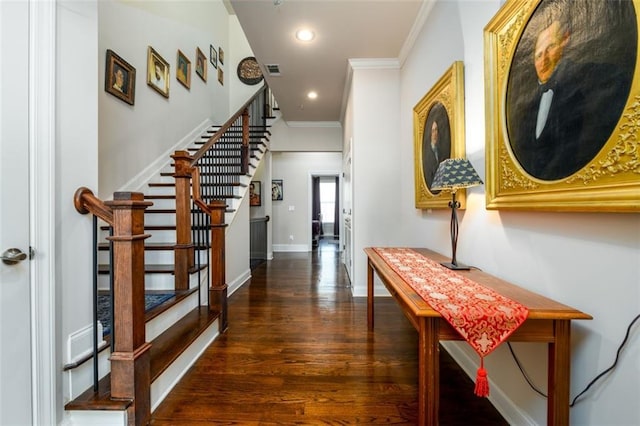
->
365, 247, 592, 426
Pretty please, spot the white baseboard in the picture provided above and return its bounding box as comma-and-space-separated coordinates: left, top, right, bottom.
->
151, 319, 219, 411
273, 244, 309, 252
62, 410, 127, 426
67, 322, 106, 365
441, 341, 537, 426
228, 268, 251, 296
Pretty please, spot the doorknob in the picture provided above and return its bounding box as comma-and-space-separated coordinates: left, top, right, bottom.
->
1, 248, 28, 265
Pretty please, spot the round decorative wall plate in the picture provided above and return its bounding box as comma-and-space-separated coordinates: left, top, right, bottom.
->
237, 57, 264, 85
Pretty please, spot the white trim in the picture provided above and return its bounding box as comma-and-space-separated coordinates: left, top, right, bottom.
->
29, 0, 57, 424
308, 171, 341, 255
285, 121, 342, 128
397, 0, 436, 66
340, 58, 401, 121
151, 320, 219, 411
227, 268, 251, 296
272, 244, 309, 252
348, 58, 400, 70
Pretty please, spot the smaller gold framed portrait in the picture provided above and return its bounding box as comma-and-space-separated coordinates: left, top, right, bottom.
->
195, 47, 207, 82
176, 50, 191, 89
147, 46, 169, 98
218, 67, 224, 86
413, 61, 466, 209
105, 49, 136, 105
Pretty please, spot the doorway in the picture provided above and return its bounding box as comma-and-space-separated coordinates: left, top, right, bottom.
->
311, 175, 340, 250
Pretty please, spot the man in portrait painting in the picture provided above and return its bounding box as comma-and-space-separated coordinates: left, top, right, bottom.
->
112, 65, 127, 93
422, 102, 451, 191
506, 0, 636, 181
249, 182, 260, 206
152, 59, 166, 90
197, 56, 204, 76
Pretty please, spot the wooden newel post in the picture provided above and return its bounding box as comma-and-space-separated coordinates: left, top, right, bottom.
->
208, 200, 228, 332
104, 192, 152, 426
241, 108, 250, 175
172, 150, 195, 291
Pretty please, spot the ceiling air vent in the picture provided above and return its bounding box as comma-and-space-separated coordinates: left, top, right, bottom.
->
265, 64, 281, 76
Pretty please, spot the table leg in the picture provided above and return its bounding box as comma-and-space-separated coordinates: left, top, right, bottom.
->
367, 260, 374, 330
548, 320, 571, 425
419, 317, 440, 425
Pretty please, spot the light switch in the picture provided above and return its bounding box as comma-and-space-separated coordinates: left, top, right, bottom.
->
288, 205, 295, 211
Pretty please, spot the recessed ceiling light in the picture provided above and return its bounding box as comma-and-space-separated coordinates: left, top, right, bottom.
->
307, 91, 318, 100
296, 29, 315, 42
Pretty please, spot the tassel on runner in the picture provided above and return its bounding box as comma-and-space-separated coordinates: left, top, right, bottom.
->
474, 358, 490, 397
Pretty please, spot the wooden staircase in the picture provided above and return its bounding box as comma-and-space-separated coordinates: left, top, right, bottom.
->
66, 86, 273, 425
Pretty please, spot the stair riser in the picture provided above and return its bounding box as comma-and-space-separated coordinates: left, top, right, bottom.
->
65, 290, 203, 405
98, 249, 210, 266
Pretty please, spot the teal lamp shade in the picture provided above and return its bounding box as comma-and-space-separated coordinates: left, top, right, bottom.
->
429, 158, 483, 270
430, 158, 483, 192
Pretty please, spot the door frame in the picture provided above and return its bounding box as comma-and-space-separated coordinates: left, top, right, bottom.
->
308, 171, 341, 251
29, 1, 57, 423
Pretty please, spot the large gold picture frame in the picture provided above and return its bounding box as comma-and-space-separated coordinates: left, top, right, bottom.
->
484, 0, 640, 212
414, 61, 466, 209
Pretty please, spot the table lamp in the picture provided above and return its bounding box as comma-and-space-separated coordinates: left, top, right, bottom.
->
430, 158, 483, 270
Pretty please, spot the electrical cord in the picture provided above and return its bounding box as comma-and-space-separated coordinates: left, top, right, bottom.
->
507, 313, 640, 407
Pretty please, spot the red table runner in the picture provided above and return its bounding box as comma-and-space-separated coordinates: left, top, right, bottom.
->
373, 247, 529, 397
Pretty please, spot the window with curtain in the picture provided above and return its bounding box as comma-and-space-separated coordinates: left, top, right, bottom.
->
320, 179, 335, 231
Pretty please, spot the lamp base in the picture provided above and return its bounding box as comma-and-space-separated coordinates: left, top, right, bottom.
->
440, 261, 471, 270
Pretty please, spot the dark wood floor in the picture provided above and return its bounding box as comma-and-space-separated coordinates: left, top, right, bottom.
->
151, 240, 508, 425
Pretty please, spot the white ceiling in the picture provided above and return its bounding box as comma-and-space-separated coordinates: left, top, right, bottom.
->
229, 0, 428, 124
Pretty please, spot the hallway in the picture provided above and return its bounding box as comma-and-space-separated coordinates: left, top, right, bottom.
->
151, 241, 507, 424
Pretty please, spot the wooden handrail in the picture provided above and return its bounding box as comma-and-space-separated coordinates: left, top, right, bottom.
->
189, 84, 266, 165
74, 187, 114, 225
73, 189, 153, 426
173, 85, 271, 332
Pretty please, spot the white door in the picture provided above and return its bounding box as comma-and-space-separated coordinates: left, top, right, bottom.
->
0, 1, 33, 424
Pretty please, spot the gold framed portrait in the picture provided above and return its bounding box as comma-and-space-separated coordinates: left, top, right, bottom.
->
195, 47, 207, 82
176, 50, 191, 89
105, 49, 136, 105
484, 0, 640, 212
413, 61, 466, 209
147, 46, 170, 98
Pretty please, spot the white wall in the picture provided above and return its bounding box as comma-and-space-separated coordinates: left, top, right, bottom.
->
373, 0, 640, 424
229, 15, 263, 115
346, 61, 403, 296
225, 193, 251, 295
271, 152, 342, 251
98, 0, 231, 197
57, 0, 99, 418
268, 121, 343, 252
270, 120, 342, 151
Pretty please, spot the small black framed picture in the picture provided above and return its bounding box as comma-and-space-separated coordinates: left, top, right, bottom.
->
271, 179, 283, 201
210, 44, 218, 69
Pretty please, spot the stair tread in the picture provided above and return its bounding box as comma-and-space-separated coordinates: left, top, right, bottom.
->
64, 306, 219, 412
150, 306, 220, 381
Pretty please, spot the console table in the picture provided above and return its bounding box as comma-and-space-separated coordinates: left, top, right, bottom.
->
365, 247, 592, 425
